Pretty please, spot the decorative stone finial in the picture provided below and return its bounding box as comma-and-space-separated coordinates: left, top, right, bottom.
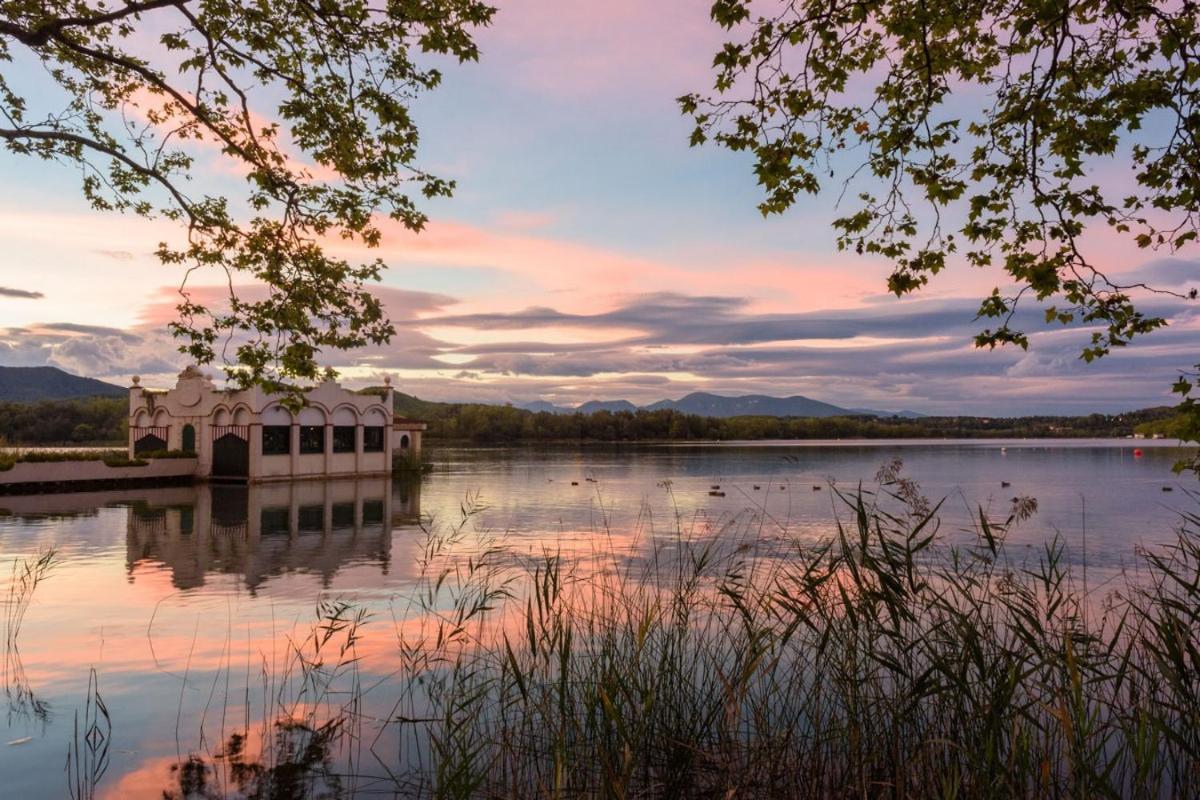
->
131, 375, 141, 386
383, 375, 392, 387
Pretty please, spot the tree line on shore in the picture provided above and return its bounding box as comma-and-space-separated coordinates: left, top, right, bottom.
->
0, 395, 1178, 447
400, 394, 1176, 444
0, 397, 128, 445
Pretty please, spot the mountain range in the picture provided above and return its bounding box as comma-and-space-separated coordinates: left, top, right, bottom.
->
517, 392, 924, 419
0, 366, 126, 402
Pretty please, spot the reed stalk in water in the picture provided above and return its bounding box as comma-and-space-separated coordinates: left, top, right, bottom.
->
4, 548, 57, 723
384, 483, 1200, 799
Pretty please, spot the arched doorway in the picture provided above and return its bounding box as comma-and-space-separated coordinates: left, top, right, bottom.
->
181, 424, 196, 453
211, 427, 249, 479
134, 431, 167, 455
400, 434, 410, 451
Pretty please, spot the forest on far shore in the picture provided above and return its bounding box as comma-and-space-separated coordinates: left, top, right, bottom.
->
0, 394, 1180, 446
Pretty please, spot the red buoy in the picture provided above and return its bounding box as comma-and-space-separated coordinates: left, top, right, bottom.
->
1133, 448, 1144, 457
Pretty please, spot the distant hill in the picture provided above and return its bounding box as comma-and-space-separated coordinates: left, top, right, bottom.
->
648, 392, 849, 418
517, 391, 922, 419
392, 391, 453, 419
0, 366, 125, 402
518, 400, 569, 414
577, 399, 639, 414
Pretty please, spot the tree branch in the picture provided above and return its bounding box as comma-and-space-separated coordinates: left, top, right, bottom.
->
0, 125, 200, 223
0, 1, 191, 47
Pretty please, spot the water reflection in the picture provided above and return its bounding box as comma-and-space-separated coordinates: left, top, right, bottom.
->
163, 726, 342, 800
124, 480, 421, 592
0, 443, 1192, 799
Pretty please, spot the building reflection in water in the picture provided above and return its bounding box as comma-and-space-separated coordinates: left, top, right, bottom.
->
125, 478, 421, 591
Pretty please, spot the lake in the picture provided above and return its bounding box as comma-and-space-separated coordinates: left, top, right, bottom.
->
0, 439, 1193, 798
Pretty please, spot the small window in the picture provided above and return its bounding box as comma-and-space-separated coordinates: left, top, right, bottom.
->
363, 426, 385, 453
262, 425, 291, 455
297, 504, 324, 532
331, 502, 355, 528
260, 507, 290, 535
332, 426, 356, 453
361, 500, 384, 525
400, 434, 410, 450
299, 425, 324, 454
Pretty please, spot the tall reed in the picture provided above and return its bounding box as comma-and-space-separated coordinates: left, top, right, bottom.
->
4, 548, 57, 723
383, 481, 1200, 799
158, 599, 369, 799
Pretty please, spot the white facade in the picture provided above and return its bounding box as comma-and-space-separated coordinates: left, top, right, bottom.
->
128, 367, 425, 482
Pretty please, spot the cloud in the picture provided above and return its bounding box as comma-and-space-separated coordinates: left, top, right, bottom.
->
0, 286, 43, 299
93, 249, 135, 261
392, 291, 1198, 415
136, 283, 456, 329
427, 292, 1061, 347
38, 322, 141, 341
0, 324, 179, 381
1123, 258, 1200, 288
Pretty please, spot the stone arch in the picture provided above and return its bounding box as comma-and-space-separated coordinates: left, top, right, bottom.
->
212, 406, 231, 426
399, 434, 410, 450
232, 405, 253, 425
331, 405, 358, 425
133, 409, 150, 427
297, 406, 326, 425
153, 408, 170, 426
262, 405, 292, 425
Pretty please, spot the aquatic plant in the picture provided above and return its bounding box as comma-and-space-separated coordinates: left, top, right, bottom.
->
3, 547, 57, 724
156, 600, 369, 799
66, 668, 110, 800
57, 471, 1200, 798
393, 449, 433, 477
4, 548, 57, 657
380, 483, 1200, 799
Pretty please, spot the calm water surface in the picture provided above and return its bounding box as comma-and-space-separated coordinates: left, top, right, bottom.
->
0, 439, 1192, 798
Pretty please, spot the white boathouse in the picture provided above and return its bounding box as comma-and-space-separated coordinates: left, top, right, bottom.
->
128, 367, 424, 481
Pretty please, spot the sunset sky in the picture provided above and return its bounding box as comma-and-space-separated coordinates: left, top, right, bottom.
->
1, 0, 1196, 415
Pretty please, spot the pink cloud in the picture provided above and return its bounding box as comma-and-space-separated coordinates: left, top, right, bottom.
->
135, 283, 455, 330
350, 217, 891, 316
477, 0, 721, 100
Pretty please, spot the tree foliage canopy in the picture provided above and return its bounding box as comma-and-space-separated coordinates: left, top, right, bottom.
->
0, 0, 493, 389
682, 0, 1198, 360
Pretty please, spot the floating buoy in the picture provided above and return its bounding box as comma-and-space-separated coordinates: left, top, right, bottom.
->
1134, 448, 1144, 457
709, 490, 725, 497
812, 485, 822, 491
753, 485, 761, 491
571, 481, 579, 486
1163, 486, 1174, 492
1001, 481, 1011, 488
